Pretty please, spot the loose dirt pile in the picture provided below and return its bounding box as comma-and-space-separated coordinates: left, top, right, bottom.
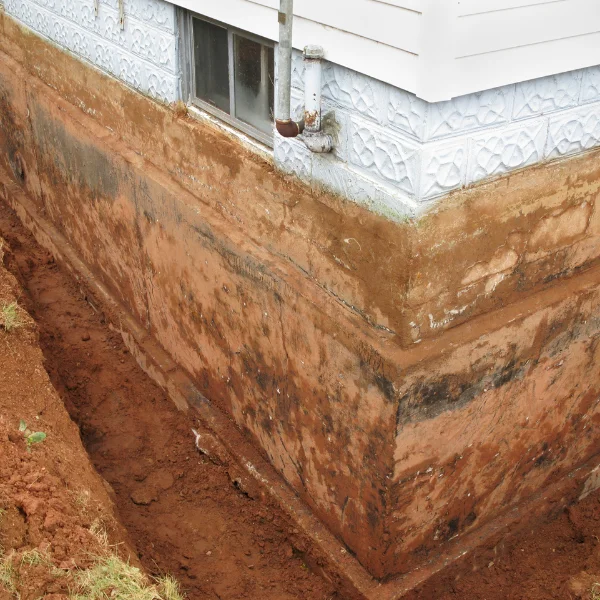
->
0, 237, 142, 599
0, 201, 338, 600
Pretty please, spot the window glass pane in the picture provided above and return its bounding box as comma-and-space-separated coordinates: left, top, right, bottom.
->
233, 34, 274, 135
193, 18, 230, 113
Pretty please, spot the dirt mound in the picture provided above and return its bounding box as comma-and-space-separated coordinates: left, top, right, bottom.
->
0, 239, 132, 599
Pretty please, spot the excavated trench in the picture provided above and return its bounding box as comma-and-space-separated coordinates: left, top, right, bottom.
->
4, 193, 600, 600
0, 199, 339, 600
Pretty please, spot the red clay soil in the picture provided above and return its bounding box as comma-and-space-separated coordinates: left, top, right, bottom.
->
2, 195, 600, 600
0, 238, 130, 600
403, 491, 600, 600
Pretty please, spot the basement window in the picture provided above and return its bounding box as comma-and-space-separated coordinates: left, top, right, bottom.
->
184, 13, 275, 146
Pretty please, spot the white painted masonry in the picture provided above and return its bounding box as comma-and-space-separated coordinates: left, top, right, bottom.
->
3, 0, 600, 219
278, 55, 600, 218
3, 0, 179, 103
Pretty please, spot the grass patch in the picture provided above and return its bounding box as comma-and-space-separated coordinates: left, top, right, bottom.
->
0, 551, 18, 597
71, 555, 184, 600
20, 549, 51, 567
0, 519, 183, 600
592, 582, 600, 600
89, 519, 109, 548
156, 574, 184, 600
1, 302, 23, 332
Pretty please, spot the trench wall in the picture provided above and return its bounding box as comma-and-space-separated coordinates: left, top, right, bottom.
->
1, 13, 600, 580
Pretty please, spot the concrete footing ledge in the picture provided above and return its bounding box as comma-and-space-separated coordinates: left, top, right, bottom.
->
1, 13, 599, 598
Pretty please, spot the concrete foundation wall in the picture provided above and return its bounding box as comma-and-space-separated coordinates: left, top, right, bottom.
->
1, 14, 600, 581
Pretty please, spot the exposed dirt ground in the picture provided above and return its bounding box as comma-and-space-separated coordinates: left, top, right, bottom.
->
2, 195, 600, 600
0, 236, 129, 600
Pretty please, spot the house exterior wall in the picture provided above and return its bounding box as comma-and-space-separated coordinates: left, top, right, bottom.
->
4, 0, 600, 218
452, 0, 600, 101
163, 0, 600, 103
2, 14, 600, 584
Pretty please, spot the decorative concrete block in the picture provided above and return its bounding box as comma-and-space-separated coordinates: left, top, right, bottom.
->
545, 104, 600, 159
321, 100, 350, 163
100, 0, 176, 33
512, 71, 581, 120
311, 153, 416, 220
581, 67, 600, 105
291, 49, 305, 91
387, 87, 427, 140
419, 141, 467, 200
290, 88, 304, 123
147, 70, 178, 102
118, 53, 145, 90
468, 119, 548, 184
426, 86, 511, 140
322, 63, 388, 126
348, 117, 418, 195
6, 0, 178, 103
51, 0, 178, 74
274, 136, 313, 183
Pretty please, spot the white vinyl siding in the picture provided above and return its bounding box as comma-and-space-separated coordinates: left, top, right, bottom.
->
176, 0, 600, 102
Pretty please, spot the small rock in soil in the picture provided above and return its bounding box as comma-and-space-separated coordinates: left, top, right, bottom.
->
130, 486, 158, 506
192, 428, 229, 465
7, 431, 22, 444
81, 332, 90, 341
567, 570, 600, 598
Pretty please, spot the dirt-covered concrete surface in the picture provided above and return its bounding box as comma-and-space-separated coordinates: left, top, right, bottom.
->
3, 194, 600, 600
405, 491, 600, 600
0, 201, 339, 600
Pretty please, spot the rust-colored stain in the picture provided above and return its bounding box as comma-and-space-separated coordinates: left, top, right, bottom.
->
1, 12, 600, 581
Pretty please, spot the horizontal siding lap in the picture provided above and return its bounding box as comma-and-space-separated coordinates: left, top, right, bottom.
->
455, 0, 600, 58
453, 32, 600, 101
457, 0, 559, 17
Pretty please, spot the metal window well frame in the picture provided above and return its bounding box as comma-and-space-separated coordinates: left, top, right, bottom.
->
178, 9, 275, 148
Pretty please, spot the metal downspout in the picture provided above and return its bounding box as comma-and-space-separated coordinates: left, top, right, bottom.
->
275, 0, 304, 137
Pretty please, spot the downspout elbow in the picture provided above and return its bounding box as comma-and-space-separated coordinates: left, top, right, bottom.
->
302, 131, 333, 153
275, 118, 305, 138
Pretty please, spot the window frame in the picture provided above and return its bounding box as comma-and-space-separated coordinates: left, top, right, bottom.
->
179, 10, 276, 148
